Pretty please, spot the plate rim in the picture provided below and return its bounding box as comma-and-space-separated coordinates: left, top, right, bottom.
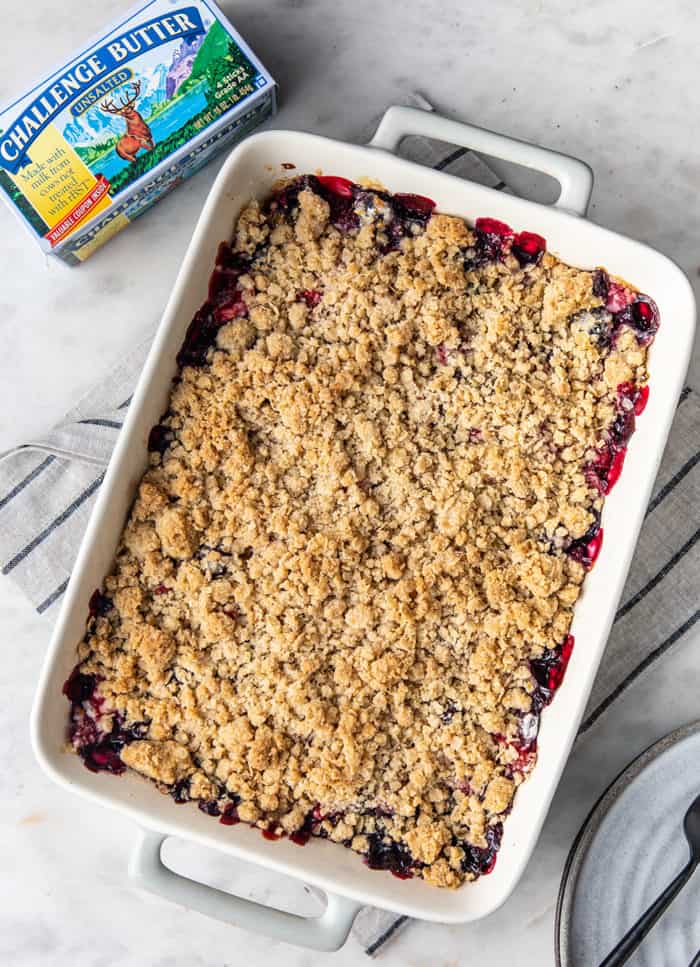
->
555, 719, 700, 966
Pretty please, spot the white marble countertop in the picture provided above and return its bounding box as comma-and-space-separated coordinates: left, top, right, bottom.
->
1, 1, 698, 964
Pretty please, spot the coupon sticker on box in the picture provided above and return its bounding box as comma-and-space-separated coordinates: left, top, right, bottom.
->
0, 0, 276, 263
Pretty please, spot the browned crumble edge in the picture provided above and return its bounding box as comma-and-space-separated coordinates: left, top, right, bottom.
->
63, 175, 658, 888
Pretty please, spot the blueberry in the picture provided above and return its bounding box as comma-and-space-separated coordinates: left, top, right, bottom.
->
565, 513, 602, 567
62, 667, 97, 703
364, 833, 415, 878
198, 799, 221, 817
147, 424, 172, 455
88, 590, 112, 618
460, 823, 503, 876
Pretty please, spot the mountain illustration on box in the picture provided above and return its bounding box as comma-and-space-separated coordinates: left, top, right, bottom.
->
166, 35, 204, 97
55, 20, 256, 193
62, 32, 206, 148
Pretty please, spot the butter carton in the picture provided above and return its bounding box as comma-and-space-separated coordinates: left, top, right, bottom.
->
0, 0, 276, 263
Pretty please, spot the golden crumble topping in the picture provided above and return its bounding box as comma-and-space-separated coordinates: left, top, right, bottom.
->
65, 175, 657, 888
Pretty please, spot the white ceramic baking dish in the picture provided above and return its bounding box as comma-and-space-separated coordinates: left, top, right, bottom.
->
31, 107, 696, 951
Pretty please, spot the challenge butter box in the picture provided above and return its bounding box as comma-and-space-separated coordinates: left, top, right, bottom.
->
0, 0, 276, 264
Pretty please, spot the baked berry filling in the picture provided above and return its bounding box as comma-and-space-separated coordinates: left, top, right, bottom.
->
587, 269, 659, 347
592, 268, 609, 300
506, 740, 538, 779
364, 833, 417, 879
63, 664, 147, 774
566, 516, 604, 570
88, 589, 112, 618
168, 779, 187, 803
198, 799, 222, 817
512, 230, 546, 267
497, 634, 577, 770
260, 825, 283, 840
464, 217, 512, 269
380, 192, 436, 252
269, 174, 436, 250
460, 823, 503, 876
288, 810, 315, 845
530, 634, 575, 709
491, 636, 575, 788
585, 380, 650, 495
176, 243, 250, 368
315, 175, 354, 198
219, 802, 241, 826
474, 217, 512, 237
62, 666, 98, 703
298, 288, 322, 308
465, 217, 547, 271
147, 424, 173, 454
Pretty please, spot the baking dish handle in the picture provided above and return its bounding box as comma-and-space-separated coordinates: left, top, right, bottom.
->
369, 105, 594, 217
129, 828, 362, 951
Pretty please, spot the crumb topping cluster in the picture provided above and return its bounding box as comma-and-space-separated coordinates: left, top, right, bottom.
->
66, 175, 656, 888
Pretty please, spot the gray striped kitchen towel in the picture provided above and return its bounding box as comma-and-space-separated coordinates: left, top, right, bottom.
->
1, 99, 698, 956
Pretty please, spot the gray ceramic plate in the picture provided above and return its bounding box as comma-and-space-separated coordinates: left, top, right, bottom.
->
556, 721, 700, 967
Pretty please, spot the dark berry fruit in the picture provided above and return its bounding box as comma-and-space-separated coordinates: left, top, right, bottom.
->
393, 192, 436, 216
268, 177, 307, 216
379, 190, 435, 253
219, 802, 241, 826
512, 231, 546, 267
81, 739, 126, 775
364, 833, 415, 878
62, 666, 97, 703
298, 289, 322, 307
198, 799, 221, 817
88, 589, 112, 618
464, 218, 513, 271
316, 175, 354, 197
177, 242, 253, 368
474, 217, 513, 237
147, 425, 173, 455
262, 825, 284, 840
608, 405, 636, 449
630, 298, 660, 345
566, 523, 604, 570
289, 809, 316, 845
177, 303, 221, 368
530, 635, 575, 703
311, 175, 359, 233
460, 824, 503, 876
